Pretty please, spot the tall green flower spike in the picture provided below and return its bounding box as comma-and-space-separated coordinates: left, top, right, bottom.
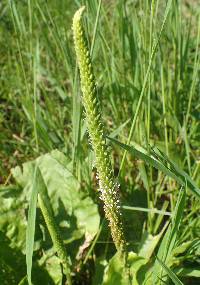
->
72, 6, 126, 254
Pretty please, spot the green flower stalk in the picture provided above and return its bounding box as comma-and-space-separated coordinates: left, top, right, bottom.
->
37, 170, 72, 285
72, 6, 126, 254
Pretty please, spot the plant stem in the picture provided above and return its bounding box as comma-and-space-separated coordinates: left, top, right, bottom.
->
38, 188, 72, 285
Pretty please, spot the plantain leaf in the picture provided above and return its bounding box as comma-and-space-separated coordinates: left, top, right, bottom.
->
12, 149, 100, 243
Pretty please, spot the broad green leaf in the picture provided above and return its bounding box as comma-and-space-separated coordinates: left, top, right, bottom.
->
10, 150, 100, 284
12, 149, 100, 241
129, 252, 149, 285
38, 249, 63, 285
102, 252, 128, 285
138, 231, 164, 260
102, 252, 149, 285
0, 186, 27, 251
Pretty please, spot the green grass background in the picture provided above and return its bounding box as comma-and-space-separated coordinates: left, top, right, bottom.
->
0, 0, 200, 284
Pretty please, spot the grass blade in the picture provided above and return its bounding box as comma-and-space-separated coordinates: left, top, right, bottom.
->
108, 137, 200, 199
153, 186, 186, 284
26, 165, 39, 285
119, 0, 173, 173
156, 257, 184, 285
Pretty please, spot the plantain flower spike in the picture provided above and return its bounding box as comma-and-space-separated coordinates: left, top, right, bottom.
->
72, 6, 126, 254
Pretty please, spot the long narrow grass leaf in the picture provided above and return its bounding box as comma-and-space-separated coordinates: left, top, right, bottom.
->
108, 137, 200, 199
156, 257, 184, 285
153, 187, 186, 283
26, 165, 39, 285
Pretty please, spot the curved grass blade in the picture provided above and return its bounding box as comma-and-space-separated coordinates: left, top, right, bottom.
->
156, 257, 184, 285
26, 163, 72, 284
26, 164, 39, 285
119, 0, 173, 173
153, 187, 186, 284
108, 137, 200, 199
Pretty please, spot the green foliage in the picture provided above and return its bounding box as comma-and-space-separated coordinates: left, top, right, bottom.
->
1, 150, 99, 284
0, 0, 200, 284
12, 150, 100, 241
108, 137, 200, 199
26, 166, 40, 285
